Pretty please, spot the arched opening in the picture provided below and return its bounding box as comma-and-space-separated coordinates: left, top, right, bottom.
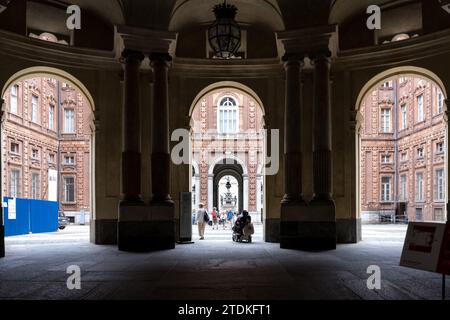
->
213, 160, 244, 214
356, 68, 448, 240
189, 83, 265, 241
1, 67, 95, 249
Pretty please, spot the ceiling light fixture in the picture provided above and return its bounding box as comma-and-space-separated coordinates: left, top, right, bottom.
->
207, 0, 241, 59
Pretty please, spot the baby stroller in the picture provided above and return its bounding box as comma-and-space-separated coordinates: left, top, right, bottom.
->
232, 211, 254, 243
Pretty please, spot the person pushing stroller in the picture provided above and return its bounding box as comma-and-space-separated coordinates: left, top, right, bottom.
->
232, 210, 254, 243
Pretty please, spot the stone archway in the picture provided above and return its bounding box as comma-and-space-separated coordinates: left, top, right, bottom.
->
212, 161, 244, 213
355, 68, 449, 228
1, 67, 96, 243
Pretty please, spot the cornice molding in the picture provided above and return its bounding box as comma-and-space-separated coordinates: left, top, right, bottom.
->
116, 25, 176, 55
0, 29, 120, 71
171, 57, 283, 78
334, 29, 450, 71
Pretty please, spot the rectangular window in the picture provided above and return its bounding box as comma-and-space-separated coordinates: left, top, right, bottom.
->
49, 105, 55, 130
64, 109, 75, 133
64, 177, 75, 202
381, 109, 391, 133
437, 142, 444, 154
382, 81, 391, 88
436, 169, 445, 201
415, 208, 423, 221
10, 170, 20, 198
434, 208, 444, 221
48, 153, 55, 163
64, 155, 75, 165
417, 147, 424, 159
401, 152, 408, 162
31, 148, 39, 159
31, 172, 40, 200
438, 90, 444, 114
416, 172, 424, 201
10, 84, 18, 114
401, 104, 407, 129
31, 95, 38, 123
400, 175, 407, 201
417, 94, 424, 122
381, 154, 391, 163
381, 177, 391, 201
10, 142, 19, 154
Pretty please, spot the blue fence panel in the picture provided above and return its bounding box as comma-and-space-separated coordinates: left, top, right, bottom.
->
3, 197, 59, 236
3, 197, 30, 236
30, 200, 58, 234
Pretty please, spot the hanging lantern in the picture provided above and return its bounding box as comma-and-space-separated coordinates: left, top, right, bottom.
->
208, 0, 241, 59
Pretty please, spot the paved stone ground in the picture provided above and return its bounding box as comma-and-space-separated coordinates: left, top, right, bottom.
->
0, 224, 449, 300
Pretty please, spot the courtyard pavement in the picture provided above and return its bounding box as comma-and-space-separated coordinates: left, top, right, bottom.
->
0, 223, 449, 300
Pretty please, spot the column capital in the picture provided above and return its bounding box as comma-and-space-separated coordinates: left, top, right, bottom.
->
277, 24, 337, 59
120, 49, 145, 64
309, 50, 332, 62
117, 25, 177, 55
282, 53, 305, 63
149, 52, 172, 66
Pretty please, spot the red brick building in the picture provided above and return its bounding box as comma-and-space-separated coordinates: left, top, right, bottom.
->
191, 89, 264, 220
1, 77, 92, 223
360, 76, 447, 222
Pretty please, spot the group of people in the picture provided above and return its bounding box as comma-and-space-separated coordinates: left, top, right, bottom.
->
195, 203, 238, 240
210, 207, 235, 230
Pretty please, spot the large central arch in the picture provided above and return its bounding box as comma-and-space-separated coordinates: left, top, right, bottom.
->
189, 81, 265, 224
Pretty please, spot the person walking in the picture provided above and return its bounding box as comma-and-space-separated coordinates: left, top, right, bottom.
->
211, 207, 218, 230
196, 203, 208, 240
221, 211, 227, 229
227, 210, 233, 229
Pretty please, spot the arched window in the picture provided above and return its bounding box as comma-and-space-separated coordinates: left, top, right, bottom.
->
218, 96, 238, 134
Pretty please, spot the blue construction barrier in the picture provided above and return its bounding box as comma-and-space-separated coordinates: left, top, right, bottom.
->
3, 197, 58, 236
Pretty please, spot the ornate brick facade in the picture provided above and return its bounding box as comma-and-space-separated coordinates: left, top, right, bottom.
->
191, 89, 264, 215
360, 76, 447, 222
1, 77, 91, 222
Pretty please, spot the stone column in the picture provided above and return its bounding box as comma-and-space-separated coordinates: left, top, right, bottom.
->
117, 26, 176, 252
256, 174, 263, 221
117, 50, 148, 252
120, 50, 144, 204
208, 174, 214, 212
311, 52, 333, 203
243, 174, 249, 210
281, 55, 305, 204
306, 50, 336, 250
279, 54, 308, 249
444, 99, 450, 223
0, 98, 5, 258
277, 25, 337, 250
194, 175, 201, 211
150, 53, 173, 204
256, 174, 263, 215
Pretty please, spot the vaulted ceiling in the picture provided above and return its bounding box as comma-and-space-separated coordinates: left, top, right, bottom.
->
32, 0, 418, 31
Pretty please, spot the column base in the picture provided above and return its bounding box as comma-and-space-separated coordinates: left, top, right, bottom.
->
90, 219, 118, 245
0, 224, 5, 258
265, 218, 280, 243
118, 203, 175, 252
336, 218, 361, 243
280, 201, 336, 251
